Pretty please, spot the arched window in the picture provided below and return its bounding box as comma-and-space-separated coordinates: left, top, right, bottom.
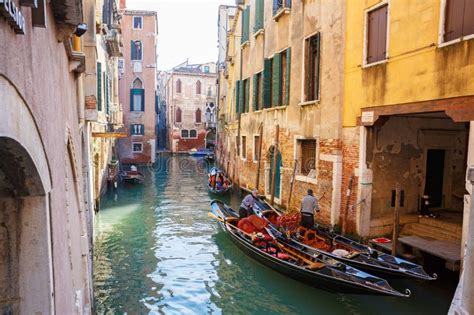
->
196, 80, 201, 94
195, 108, 202, 123
176, 107, 182, 123
176, 79, 182, 93
132, 77, 143, 88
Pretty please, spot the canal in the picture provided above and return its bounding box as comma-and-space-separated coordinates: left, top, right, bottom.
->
94, 155, 457, 314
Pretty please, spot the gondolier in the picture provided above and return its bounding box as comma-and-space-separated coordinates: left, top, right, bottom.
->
239, 189, 258, 218
300, 189, 319, 229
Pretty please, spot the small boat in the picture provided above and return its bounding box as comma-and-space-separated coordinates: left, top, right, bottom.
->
120, 165, 145, 183
189, 148, 213, 157
253, 200, 437, 281
208, 167, 232, 194
210, 200, 410, 297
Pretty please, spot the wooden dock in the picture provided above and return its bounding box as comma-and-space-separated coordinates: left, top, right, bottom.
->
370, 235, 461, 271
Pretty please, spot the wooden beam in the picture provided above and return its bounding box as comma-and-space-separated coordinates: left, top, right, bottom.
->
92, 132, 128, 138
359, 95, 474, 126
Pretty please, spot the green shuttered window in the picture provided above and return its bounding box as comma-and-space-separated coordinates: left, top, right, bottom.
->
263, 59, 272, 108
235, 81, 241, 113
238, 80, 245, 113
272, 52, 281, 107
105, 74, 110, 114
241, 6, 250, 44
252, 73, 258, 111
97, 62, 102, 111
254, 0, 264, 33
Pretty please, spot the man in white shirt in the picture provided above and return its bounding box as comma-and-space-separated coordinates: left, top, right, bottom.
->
300, 189, 320, 229
239, 189, 258, 218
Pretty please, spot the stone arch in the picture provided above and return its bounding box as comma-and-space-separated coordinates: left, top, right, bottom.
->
0, 75, 54, 314
132, 77, 143, 88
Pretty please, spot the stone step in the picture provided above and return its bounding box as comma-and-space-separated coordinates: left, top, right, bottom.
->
418, 217, 462, 234
402, 223, 461, 242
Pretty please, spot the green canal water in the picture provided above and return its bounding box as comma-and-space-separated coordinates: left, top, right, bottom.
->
94, 155, 457, 314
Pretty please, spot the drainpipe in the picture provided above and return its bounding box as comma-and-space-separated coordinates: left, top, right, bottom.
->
235, 5, 244, 188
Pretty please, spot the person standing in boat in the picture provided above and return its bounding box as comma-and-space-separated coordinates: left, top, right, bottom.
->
300, 189, 320, 229
239, 189, 258, 218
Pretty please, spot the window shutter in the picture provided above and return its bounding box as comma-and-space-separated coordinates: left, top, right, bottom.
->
241, 6, 250, 43
462, 0, 474, 37
235, 80, 241, 113
367, 5, 387, 63
315, 35, 320, 100
130, 40, 135, 60
444, 0, 464, 41
140, 89, 145, 111
129, 88, 134, 111
239, 80, 245, 113
367, 10, 378, 64
105, 74, 109, 114
377, 5, 388, 60
97, 62, 102, 111
263, 59, 272, 108
254, 0, 264, 33
252, 73, 258, 111
285, 48, 291, 106
272, 52, 282, 107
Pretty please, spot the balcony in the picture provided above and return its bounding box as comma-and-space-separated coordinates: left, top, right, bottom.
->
106, 29, 122, 57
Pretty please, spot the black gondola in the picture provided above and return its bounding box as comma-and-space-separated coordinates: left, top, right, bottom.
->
120, 165, 145, 183
210, 200, 410, 297
208, 167, 233, 194
253, 200, 437, 281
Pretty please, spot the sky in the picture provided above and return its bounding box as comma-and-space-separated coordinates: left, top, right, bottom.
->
127, 0, 235, 71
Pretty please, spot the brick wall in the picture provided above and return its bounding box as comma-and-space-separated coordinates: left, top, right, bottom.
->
341, 127, 360, 234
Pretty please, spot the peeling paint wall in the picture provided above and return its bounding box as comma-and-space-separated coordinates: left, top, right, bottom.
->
369, 116, 468, 220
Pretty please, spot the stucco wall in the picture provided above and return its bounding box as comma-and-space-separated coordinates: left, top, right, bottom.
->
167, 71, 216, 152
0, 3, 91, 313
343, 0, 474, 127
119, 11, 157, 164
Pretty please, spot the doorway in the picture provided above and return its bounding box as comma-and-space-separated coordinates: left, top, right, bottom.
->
424, 149, 445, 208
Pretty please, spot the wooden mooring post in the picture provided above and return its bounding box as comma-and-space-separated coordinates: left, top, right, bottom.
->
287, 159, 298, 210
270, 125, 280, 206
391, 183, 401, 256
255, 123, 264, 191
342, 174, 354, 236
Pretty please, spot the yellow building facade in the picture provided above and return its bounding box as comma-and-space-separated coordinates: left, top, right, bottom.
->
342, 0, 474, 278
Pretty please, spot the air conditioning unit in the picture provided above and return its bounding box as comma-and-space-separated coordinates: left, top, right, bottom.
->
235, 0, 244, 5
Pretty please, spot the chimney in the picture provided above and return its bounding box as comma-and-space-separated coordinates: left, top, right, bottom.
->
120, 0, 126, 9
